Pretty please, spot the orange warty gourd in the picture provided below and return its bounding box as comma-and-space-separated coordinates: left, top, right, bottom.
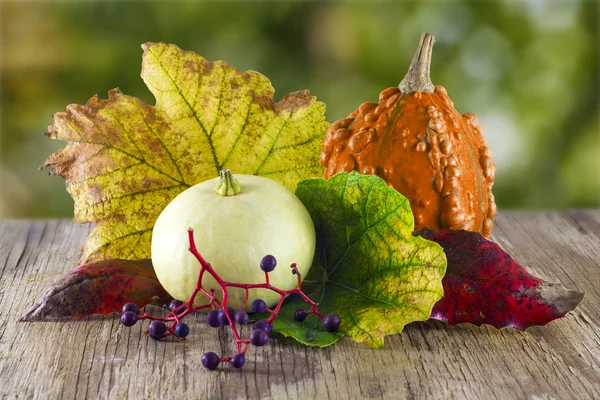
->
321, 33, 497, 237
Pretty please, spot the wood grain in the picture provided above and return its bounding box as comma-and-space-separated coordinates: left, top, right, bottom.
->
1, 212, 599, 399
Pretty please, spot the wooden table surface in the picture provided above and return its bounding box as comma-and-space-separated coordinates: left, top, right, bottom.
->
1, 211, 599, 399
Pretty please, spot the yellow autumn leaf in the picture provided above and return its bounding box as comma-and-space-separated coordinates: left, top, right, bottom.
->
42, 42, 328, 263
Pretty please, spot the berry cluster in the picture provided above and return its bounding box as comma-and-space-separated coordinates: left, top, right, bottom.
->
120, 228, 340, 370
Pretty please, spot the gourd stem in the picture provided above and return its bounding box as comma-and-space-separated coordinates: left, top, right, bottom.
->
215, 169, 241, 196
398, 33, 436, 94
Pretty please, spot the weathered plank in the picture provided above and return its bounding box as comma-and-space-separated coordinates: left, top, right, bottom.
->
0, 212, 599, 399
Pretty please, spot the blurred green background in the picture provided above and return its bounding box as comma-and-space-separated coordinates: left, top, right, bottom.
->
1, 0, 598, 219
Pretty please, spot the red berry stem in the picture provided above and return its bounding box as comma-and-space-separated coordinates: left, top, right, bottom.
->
121, 227, 339, 369
242, 288, 250, 310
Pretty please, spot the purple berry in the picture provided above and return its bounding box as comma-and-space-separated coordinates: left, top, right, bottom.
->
294, 309, 308, 322
148, 320, 167, 340
202, 352, 220, 370
122, 302, 138, 313
120, 311, 138, 327
206, 310, 221, 328
175, 322, 189, 338
323, 313, 341, 332
251, 299, 268, 314
250, 329, 269, 346
234, 310, 249, 325
253, 319, 273, 334
260, 255, 277, 272
218, 306, 235, 326
168, 299, 184, 311
231, 353, 246, 369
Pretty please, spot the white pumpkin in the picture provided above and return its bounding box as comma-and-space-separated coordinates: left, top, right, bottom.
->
151, 170, 316, 311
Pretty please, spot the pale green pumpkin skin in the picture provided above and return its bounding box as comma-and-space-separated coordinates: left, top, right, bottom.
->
151, 174, 316, 311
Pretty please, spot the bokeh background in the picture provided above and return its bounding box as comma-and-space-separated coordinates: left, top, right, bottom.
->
1, 0, 598, 219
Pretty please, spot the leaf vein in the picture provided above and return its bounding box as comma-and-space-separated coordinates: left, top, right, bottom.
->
254, 114, 292, 175
93, 228, 153, 257
132, 101, 185, 183
152, 47, 220, 173
270, 132, 323, 153
219, 84, 255, 169
326, 202, 405, 279
77, 184, 184, 213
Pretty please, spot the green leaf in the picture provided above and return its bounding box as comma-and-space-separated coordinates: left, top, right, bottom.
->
271, 280, 345, 347
275, 172, 447, 348
41, 42, 328, 263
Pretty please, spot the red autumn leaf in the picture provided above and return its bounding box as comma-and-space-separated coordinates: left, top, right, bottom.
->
420, 229, 584, 329
21, 259, 170, 321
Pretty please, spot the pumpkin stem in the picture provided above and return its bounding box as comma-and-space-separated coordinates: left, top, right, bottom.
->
399, 33, 436, 94
216, 169, 241, 196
